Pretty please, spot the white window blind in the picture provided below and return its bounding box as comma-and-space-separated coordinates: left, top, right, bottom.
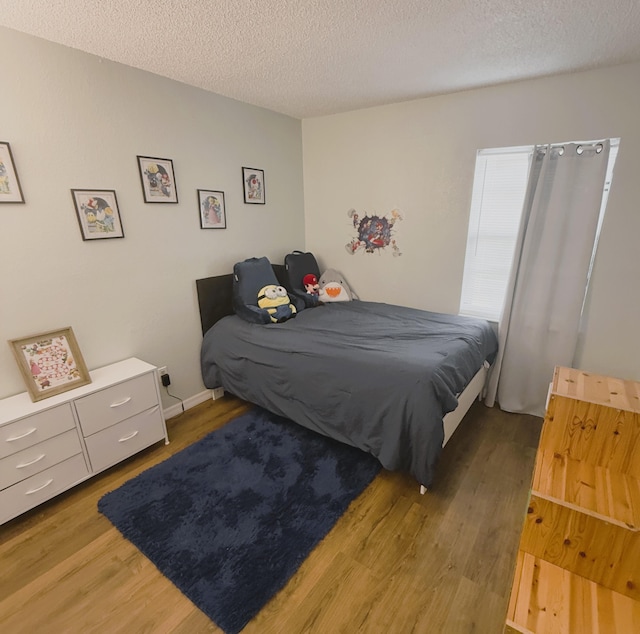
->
459, 140, 620, 322
459, 146, 532, 321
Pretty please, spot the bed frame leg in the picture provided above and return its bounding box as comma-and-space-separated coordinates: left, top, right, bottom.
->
419, 485, 428, 495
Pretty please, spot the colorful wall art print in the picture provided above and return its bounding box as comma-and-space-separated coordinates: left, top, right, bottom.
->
0, 141, 25, 203
346, 208, 403, 256
71, 189, 125, 240
137, 156, 178, 203
242, 167, 265, 204
198, 190, 227, 229
9, 327, 91, 401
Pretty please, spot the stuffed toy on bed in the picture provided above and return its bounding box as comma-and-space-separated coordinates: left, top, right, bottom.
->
303, 273, 320, 296
284, 251, 323, 308
232, 256, 304, 324
257, 284, 297, 323
318, 269, 358, 302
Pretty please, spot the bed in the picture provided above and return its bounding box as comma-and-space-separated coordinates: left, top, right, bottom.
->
197, 265, 498, 489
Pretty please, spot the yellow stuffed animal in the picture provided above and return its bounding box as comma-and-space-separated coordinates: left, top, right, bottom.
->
257, 285, 297, 323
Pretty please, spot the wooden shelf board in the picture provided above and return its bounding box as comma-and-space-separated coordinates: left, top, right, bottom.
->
521, 494, 640, 601
552, 367, 640, 414
507, 550, 640, 633
532, 449, 640, 530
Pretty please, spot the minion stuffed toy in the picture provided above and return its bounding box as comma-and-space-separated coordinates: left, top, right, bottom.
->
257, 285, 297, 323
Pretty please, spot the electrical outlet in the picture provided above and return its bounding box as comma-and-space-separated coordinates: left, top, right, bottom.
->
211, 387, 225, 400
158, 366, 168, 376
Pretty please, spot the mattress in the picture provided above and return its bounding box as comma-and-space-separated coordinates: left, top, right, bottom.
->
201, 300, 498, 486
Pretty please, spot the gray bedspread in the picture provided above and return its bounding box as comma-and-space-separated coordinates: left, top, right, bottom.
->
201, 301, 497, 487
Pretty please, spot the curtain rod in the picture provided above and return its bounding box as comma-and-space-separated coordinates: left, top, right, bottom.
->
536, 140, 607, 155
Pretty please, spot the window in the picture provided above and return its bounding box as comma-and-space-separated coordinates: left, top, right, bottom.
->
459, 146, 532, 321
459, 141, 619, 322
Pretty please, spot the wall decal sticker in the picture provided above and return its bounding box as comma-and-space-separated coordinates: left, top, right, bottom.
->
346, 208, 402, 256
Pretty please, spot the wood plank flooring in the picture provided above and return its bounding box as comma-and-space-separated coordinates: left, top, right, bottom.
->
0, 396, 541, 633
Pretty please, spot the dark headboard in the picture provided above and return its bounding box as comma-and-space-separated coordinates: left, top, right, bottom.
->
196, 263, 287, 336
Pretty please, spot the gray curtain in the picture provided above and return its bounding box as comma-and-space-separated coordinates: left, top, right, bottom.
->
486, 140, 610, 416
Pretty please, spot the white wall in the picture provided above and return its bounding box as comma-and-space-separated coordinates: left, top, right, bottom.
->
0, 27, 305, 404
302, 61, 640, 382
3, 26, 637, 407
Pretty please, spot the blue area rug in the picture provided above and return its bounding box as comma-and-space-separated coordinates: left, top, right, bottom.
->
98, 408, 381, 634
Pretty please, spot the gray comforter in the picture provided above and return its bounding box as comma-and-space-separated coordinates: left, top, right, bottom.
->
201, 301, 497, 487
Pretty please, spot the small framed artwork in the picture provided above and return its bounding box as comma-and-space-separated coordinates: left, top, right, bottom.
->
137, 155, 178, 203
242, 167, 265, 204
198, 189, 227, 229
9, 327, 91, 402
71, 189, 125, 240
0, 141, 25, 203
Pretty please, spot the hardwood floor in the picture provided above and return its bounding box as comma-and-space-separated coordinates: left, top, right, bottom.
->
0, 396, 541, 634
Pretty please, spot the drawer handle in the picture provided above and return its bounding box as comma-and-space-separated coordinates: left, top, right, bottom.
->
118, 430, 139, 442
6, 428, 37, 442
25, 479, 54, 495
110, 397, 132, 408
17, 454, 46, 468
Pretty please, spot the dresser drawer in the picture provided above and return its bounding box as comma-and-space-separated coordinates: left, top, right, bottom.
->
84, 406, 165, 473
75, 372, 158, 436
0, 453, 89, 524
0, 404, 76, 459
0, 429, 83, 490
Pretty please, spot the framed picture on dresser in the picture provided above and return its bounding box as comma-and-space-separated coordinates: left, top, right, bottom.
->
9, 327, 91, 401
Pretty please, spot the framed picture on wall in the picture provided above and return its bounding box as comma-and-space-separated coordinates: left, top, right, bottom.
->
198, 189, 227, 229
71, 189, 125, 240
9, 327, 91, 402
137, 155, 178, 203
242, 167, 265, 204
0, 141, 25, 204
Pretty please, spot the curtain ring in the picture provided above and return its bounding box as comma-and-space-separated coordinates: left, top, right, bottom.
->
596, 143, 603, 153
576, 145, 584, 155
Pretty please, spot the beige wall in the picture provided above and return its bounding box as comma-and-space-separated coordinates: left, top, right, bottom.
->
3, 25, 637, 408
0, 27, 305, 404
302, 61, 640, 382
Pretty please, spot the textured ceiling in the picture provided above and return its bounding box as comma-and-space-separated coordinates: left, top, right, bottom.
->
2, 0, 640, 119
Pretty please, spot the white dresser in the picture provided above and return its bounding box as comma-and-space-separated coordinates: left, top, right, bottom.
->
0, 358, 168, 524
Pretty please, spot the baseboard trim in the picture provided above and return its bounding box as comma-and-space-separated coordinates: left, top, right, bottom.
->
163, 389, 212, 420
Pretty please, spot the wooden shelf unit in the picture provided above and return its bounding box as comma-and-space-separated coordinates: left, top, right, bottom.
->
506, 366, 640, 633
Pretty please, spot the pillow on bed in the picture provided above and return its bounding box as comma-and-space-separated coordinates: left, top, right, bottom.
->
232, 257, 285, 324
232, 256, 304, 323
318, 269, 358, 302
284, 250, 322, 308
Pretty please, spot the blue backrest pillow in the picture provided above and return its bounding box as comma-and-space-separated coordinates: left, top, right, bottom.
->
232, 256, 303, 324
284, 250, 322, 308
232, 257, 278, 324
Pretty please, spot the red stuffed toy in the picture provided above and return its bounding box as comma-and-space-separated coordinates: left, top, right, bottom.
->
303, 274, 320, 296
